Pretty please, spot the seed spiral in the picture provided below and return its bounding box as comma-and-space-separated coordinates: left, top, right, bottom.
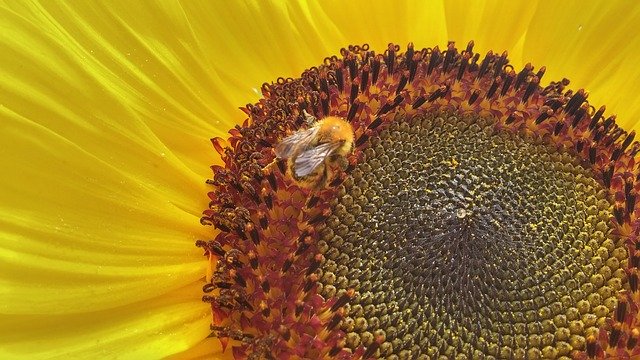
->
317, 114, 626, 359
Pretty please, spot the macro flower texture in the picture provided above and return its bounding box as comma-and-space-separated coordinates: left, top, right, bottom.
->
4, 1, 640, 360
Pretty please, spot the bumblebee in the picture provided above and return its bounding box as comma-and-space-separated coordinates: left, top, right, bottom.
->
269, 112, 354, 190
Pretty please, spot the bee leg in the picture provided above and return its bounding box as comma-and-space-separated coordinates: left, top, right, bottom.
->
315, 164, 330, 190
334, 155, 349, 171
262, 158, 286, 175
302, 109, 317, 126
261, 161, 277, 188
262, 159, 284, 192
262, 159, 277, 174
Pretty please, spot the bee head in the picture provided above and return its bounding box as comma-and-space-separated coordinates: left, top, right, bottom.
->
318, 117, 355, 145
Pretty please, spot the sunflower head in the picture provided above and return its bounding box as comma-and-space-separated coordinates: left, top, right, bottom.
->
196, 41, 640, 359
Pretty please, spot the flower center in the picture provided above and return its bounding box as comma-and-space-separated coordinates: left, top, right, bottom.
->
199, 42, 639, 360
318, 113, 625, 358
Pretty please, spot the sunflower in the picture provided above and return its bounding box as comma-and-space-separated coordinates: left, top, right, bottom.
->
2, 1, 640, 360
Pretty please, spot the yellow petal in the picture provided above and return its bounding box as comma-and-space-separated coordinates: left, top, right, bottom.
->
0, 36, 208, 316
317, 0, 448, 52
443, 0, 539, 66
0, 282, 219, 359
523, 2, 640, 128
0, 1, 226, 358
166, 337, 234, 360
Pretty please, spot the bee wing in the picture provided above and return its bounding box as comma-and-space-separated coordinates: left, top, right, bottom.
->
274, 127, 319, 159
294, 142, 339, 177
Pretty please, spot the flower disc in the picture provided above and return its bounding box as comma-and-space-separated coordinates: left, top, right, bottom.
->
199, 43, 639, 359
319, 113, 623, 359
